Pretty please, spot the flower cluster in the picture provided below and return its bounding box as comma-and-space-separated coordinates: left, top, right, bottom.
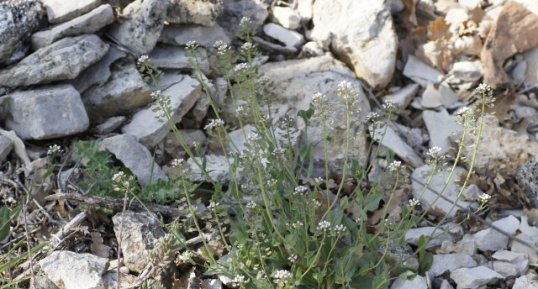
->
293, 185, 308, 195
230, 275, 247, 287
47, 144, 62, 156
170, 158, 184, 168
408, 198, 420, 208
137, 55, 149, 66
204, 118, 225, 131
272, 270, 292, 287
387, 160, 403, 173
186, 40, 199, 50
478, 193, 491, 204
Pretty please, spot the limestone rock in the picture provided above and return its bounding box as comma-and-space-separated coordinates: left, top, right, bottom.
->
411, 165, 472, 217
492, 250, 529, 276
159, 24, 231, 47
4, 85, 89, 140
383, 84, 419, 110
370, 124, 424, 168
167, 0, 222, 26
404, 225, 461, 249
99, 134, 168, 185
403, 55, 443, 87
428, 253, 477, 278
39, 251, 108, 289
217, 0, 268, 37
517, 156, 538, 207
451, 266, 502, 289
513, 273, 538, 289
311, 0, 397, 88
0, 35, 109, 88
72, 46, 126, 93
271, 6, 301, 30
112, 211, 165, 273
31, 4, 115, 49
41, 0, 101, 24
263, 23, 304, 48
83, 61, 151, 119
0, 0, 44, 65
95, 116, 126, 134
108, 0, 169, 55
149, 45, 209, 72
471, 215, 520, 251
423, 109, 462, 155
122, 74, 202, 147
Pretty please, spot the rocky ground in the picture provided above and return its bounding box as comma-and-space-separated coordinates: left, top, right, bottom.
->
1, 0, 538, 288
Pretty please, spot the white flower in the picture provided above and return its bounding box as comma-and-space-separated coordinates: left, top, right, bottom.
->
246, 200, 257, 209
137, 55, 149, 66
317, 220, 331, 232
208, 201, 219, 210
239, 16, 253, 27
336, 81, 354, 93
204, 118, 225, 130
408, 198, 420, 208
312, 199, 321, 208
186, 40, 198, 50
112, 171, 126, 183
230, 275, 247, 287
312, 92, 327, 104
427, 146, 443, 159
272, 270, 292, 286
314, 177, 324, 184
288, 254, 298, 263
479, 193, 491, 203
293, 185, 308, 195
290, 221, 303, 229
233, 62, 250, 72
382, 100, 395, 111
150, 90, 161, 99
387, 160, 402, 172
260, 156, 270, 168
476, 83, 491, 94
333, 224, 346, 234
235, 105, 245, 114
171, 158, 184, 167
241, 42, 254, 51
365, 111, 380, 123
47, 144, 62, 155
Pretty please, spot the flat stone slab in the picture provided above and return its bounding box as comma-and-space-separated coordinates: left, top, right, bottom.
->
159, 24, 231, 47
41, 0, 102, 24
32, 4, 115, 49
122, 74, 201, 147
99, 134, 168, 186
148, 45, 209, 73
0, 34, 109, 88
4, 84, 89, 140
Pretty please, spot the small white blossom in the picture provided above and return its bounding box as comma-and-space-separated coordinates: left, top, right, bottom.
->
427, 146, 443, 159
236, 105, 245, 114
314, 177, 324, 184
171, 158, 184, 167
317, 220, 331, 232
233, 62, 250, 72
312, 92, 327, 104
387, 160, 403, 172
246, 200, 257, 209
230, 275, 247, 287
47, 144, 62, 155
333, 224, 346, 234
186, 40, 198, 50
239, 17, 253, 27
336, 81, 354, 94
312, 199, 321, 208
293, 185, 308, 195
479, 193, 491, 203
204, 118, 225, 130
290, 221, 303, 229
408, 198, 420, 208
476, 83, 491, 94
382, 100, 395, 111
137, 55, 149, 66
272, 270, 292, 286
288, 254, 298, 263
365, 111, 380, 123
150, 90, 161, 99
241, 42, 254, 51
260, 156, 270, 168
112, 171, 126, 183
208, 201, 220, 210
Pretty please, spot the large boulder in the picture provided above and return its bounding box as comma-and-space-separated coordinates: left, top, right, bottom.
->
311, 0, 397, 89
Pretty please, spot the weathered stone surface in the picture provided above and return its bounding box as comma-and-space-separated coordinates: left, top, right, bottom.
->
403, 55, 443, 86
217, 0, 268, 37
72, 46, 126, 93
517, 156, 538, 207
112, 211, 165, 273
83, 61, 151, 119
100, 134, 168, 185
31, 4, 115, 49
0, 136, 12, 163
122, 74, 202, 147
4, 85, 89, 140
95, 116, 126, 134
0, 0, 44, 65
451, 266, 502, 289
259, 54, 371, 172
39, 251, 108, 289
513, 273, 538, 289
272, 6, 301, 30
159, 24, 231, 47
492, 250, 529, 276
370, 123, 424, 168
383, 84, 419, 110
108, 0, 169, 55
428, 253, 477, 278
390, 271, 428, 289
167, 0, 222, 26
0, 35, 108, 88
423, 109, 462, 154
311, 0, 397, 88
41, 0, 101, 24
411, 165, 472, 217
163, 129, 207, 158
471, 215, 520, 251
186, 155, 231, 183
405, 224, 461, 249
263, 23, 304, 48
149, 45, 209, 72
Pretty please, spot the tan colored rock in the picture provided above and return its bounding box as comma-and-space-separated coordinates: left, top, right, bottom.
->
481, 1, 538, 87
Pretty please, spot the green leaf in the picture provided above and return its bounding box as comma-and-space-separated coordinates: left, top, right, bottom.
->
417, 235, 434, 274
0, 206, 20, 241
298, 108, 315, 125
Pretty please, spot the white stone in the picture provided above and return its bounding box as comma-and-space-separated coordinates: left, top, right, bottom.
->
511, 59, 527, 84
403, 55, 443, 87
41, 0, 101, 24
451, 266, 502, 289
423, 109, 462, 154
421, 84, 443, 108
390, 0, 405, 14
383, 84, 419, 110
513, 273, 538, 289
405, 225, 460, 249
160, 24, 231, 47
370, 124, 424, 168
472, 215, 520, 252
390, 271, 428, 289
296, 0, 313, 22
72, 46, 126, 93
39, 251, 108, 289
5, 84, 89, 140
149, 45, 208, 72
186, 155, 231, 183
450, 60, 483, 82
440, 237, 477, 255
311, 0, 397, 88
112, 211, 165, 273
167, 0, 222, 26
411, 165, 471, 217
263, 23, 304, 48
272, 6, 301, 30
489, 261, 519, 277
428, 253, 477, 277
99, 134, 168, 185
439, 280, 454, 289
301, 41, 324, 57
458, 0, 481, 10
438, 84, 459, 108
31, 4, 114, 49
122, 74, 201, 147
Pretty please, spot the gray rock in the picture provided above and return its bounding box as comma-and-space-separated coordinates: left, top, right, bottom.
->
411, 165, 472, 217
149, 45, 209, 72
450, 266, 502, 289
186, 155, 231, 183
83, 61, 151, 119
492, 250, 529, 275
471, 215, 519, 252
159, 24, 231, 47
272, 6, 301, 30
112, 211, 165, 273
108, 0, 169, 55
217, 0, 268, 37
122, 74, 202, 147
517, 156, 538, 207
371, 123, 424, 167
439, 280, 454, 289
99, 134, 168, 185
0, 136, 12, 163
31, 4, 115, 49
0, 35, 109, 88
428, 253, 477, 278
513, 273, 538, 289
403, 55, 443, 86
311, 0, 397, 88
301, 41, 324, 57
511, 216, 538, 264
263, 23, 304, 48
95, 116, 126, 134
390, 271, 428, 289
440, 238, 477, 255
405, 224, 461, 249
163, 129, 207, 158
253, 36, 297, 54
420, 84, 443, 109
383, 84, 419, 110
4, 85, 89, 140
72, 46, 126, 93
0, 0, 44, 65
41, 0, 101, 24
489, 261, 519, 278
39, 251, 108, 289
450, 60, 483, 82
423, 109, 462, 154
167, 0, 222, 26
